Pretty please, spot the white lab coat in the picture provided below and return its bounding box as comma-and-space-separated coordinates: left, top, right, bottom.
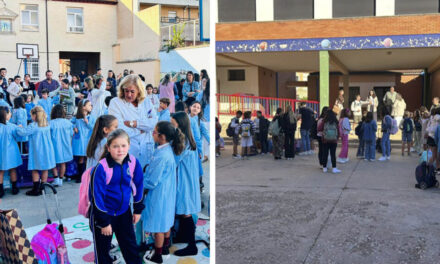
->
89, 81, 111, 117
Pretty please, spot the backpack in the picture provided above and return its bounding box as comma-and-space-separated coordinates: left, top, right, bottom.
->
390, 118, 398, 135
78, 154, 137, 218
323, 122, 338, 141
355, 121, 363, 137
240, 121, 253, 138
414, 120, 422, 131
226, 118, 236, 137
415, 161, 439, 189
31, 223, 70, 264
269, 119, 281, 136
403, 118, 413, 134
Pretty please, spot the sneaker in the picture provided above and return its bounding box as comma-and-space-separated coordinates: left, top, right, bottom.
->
323, 167, 328, 173
386, 156, 390, 160
364, 158, 369, 161
233, 155, 241, 159
337, 158, 346, 164
332, 168, 341, 174
143, 249, 163, 264
378, 156, 387, 161
298, 152, 307, 156
309, 150, 315, 155
52, 178, 60, 187
369, 159, 375, 162
58, 178, 63, 187
216, 153, 220, 157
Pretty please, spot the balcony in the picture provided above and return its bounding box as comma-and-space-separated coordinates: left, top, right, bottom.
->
160, 16, 192, 25
160, 19, 207, 51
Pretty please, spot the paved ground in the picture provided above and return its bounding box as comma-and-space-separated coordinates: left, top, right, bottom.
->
216, 145, 440, 264
1, 160, 210, 263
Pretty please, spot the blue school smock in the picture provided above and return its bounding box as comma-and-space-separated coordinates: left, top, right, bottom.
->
50, 118, 74, 164
71, 115, 96, 157
158, 108, 171, 122
10, 108, 28, 142
0, 99, 10, 109
142, 143, 176, 232
190, 115, 204, 177
25, 102, 35, 121
175, 144, 201, 215
203, 103, 210, 122
22, 123, 56, 170
0, 123, 23, 170
37, 98, 53, 120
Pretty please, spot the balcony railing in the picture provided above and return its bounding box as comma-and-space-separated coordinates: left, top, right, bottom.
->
160, 16, 192, 24
161, 19, 205, 49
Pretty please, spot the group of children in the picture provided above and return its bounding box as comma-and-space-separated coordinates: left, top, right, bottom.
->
0, 69, 210, 264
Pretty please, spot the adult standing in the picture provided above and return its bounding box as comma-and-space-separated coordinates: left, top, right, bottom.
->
174, 79, 185, 102
430, 97, 440, 113
7, 76, 23, 107
65, 71, 73, 83
392, 93, 406, 126
107, 70, 117, 90
108, 74, 158, 168
0, 68, 8, 102
78, 70, 87, 86
159, 74, 175, 113
280, 105, 297, 160
351, 95, 367, 132
334, 89, 345, 115
21, 74, 35, 98
256, 111, 269, 154
271, 108, 284, 160
93, 68, 103, 82
49, 79, 76, 118
199, 69, 209, 92
298, 102, 315, 155
367, 90, 379, 121
182, 71, 200, 107
383, 86, 397, 116
38, 70, 60, 98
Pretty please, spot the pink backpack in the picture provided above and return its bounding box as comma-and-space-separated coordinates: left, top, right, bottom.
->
78, 154, 137, 218
31, 223, 70, 264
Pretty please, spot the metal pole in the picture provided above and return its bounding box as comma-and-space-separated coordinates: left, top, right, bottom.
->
24, 58, 28, 75
193, 20, 196, 46
45, 0, 49, 70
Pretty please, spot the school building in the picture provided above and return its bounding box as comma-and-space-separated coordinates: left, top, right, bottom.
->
0, 0, 204, 85
214, 0, 440, 113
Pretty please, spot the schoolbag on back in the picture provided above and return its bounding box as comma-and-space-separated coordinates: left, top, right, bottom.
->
269, 119, 281, 136
323, 122, 338, 141
241, 121, 253, 137
390, 118, 398, 135
355, 122, 363, 136
403, 118, 413, 133
226, 119, 235, 137
78, 154, 137, 218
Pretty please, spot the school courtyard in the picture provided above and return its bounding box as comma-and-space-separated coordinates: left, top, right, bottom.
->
216, 145, 440, 264
0, 161, 211, 263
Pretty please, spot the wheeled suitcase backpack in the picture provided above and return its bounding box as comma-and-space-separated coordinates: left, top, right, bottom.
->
415, 162, 439, 189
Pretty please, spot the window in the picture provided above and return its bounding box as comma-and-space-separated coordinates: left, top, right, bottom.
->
218, 0, 256, 22
27, 59, 40, 81
67, 8, 83, 33
228, 69, 245, 81
333, 0, 375, 18
0, 19, 12, 33
21, 4, 39, 31
274, 0, 313, 20
395, 0, 439, 15
168, 11, 177, 23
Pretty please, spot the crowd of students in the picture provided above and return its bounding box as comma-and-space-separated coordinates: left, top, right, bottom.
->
0, 66, 210, 263
219, 91, 440, 175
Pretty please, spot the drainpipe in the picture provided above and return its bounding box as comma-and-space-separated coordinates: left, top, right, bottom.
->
45, 0, 49, 70
276, 72, 279, 98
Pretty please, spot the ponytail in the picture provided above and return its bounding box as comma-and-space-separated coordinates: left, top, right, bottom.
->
156, 121, 185, 155
87, 115, 117, 158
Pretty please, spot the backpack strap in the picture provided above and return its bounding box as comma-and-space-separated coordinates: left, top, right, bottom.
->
98, 154, 137, 196
99, 158, 114, 185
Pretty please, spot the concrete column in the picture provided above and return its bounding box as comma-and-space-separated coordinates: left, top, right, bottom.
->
343, 74, 349, 108
376, 0, 394, 16
256, 0, 274, 21
319, 50, 329, 111
314, 0, 332, 19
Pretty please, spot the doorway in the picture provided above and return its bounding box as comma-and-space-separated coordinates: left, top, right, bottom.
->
59, 52, 100, 76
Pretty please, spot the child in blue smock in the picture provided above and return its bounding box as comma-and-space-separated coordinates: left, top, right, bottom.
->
158, 98, 171, 122
21, 106, 57, 196
37, 89, 53, 120
0, 106, 24, 197
0, 93, 10, 109
362, 112, 377, 161
142, 121, 184, 264
25, 94, 35, 123
170, 112, 201, 257
89, 129, 145, 264
71, 99, 95, 183
11, 96, 28, 153
49, 104, 74, 187
85, 114, 118, 169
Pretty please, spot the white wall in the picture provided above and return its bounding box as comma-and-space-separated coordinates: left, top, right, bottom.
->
160, 45, 210, 75
314, 0, 332, 19
217, 66, 259, 95
256, 0, 274, 21
376, 0, 395, 16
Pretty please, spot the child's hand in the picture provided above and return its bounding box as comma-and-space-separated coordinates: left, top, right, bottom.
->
133, 214, 141, 225
101, 225, 112, 236
83, 118, 88, 124
74, 128, 78, 134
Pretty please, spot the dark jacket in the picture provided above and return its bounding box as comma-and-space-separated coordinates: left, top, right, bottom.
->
280, 113, 297, 135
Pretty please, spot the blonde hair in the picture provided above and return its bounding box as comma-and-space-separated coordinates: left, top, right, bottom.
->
117, 74, 146, 104
31, 106, 48, 127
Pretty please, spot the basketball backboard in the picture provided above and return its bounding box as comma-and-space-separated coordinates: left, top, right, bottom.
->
16, 43, 39, 59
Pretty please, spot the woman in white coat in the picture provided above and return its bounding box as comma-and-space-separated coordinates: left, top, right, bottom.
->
367, 90, 379, 121
108, 74, 158, 168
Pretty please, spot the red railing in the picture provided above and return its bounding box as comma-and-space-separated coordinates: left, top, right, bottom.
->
216, 93, 320, 118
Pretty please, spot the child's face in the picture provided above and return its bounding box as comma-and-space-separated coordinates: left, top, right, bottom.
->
26, 96, 32, 103
152, 127, 161, 143
159, 102, 167, 111
104, 119, 118, 135
84, 102, 93, 113
42, 93, 48, 99
31, 113, 36, 121
107, 137, 130, 163
190, 103, 201, 116
6, 111, 11, 121
147, 88, 153, 95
